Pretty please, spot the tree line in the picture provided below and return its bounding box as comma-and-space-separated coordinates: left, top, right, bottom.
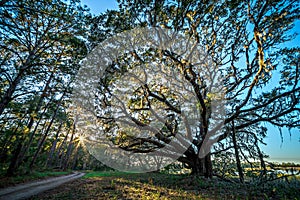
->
0, 0, 106, 176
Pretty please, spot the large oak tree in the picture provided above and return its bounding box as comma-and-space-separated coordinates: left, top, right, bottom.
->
85, 0, 300, 178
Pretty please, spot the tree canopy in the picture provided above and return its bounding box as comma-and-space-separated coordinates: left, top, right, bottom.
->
0, 0, 93, 175
79, 0, 300, 179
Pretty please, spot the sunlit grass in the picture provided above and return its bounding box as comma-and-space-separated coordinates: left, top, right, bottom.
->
25, 171, 300, 199
83, 170, 131, 178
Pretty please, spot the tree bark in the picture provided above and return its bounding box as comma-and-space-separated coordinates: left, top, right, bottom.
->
232, 121, 244, 183
71, 145, 80, 170
10, 73, 54, 172
6, 113, 29, 176
253, 134, 267, 177
6, 142, 22, 176
188, 153, 212, 178
204, 153, 213, 178
0, 73, 23, 116
62, 123, 75, 170
191, 157, 204, 175
45, 122, 63, 168
29, 94, 64, 169
55, 128, 70, 168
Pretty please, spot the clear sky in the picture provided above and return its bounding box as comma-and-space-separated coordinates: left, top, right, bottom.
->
81, 0, 300, 163
81, 0, 118, 15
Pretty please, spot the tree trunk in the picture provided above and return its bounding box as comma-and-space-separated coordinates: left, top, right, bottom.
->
0, 134, 13, 163
55, 128, 70, 168
45, 122, 63, 168
11, 98, 52, 173
62, 123, 75, 170
29, 96, 63, 169
6, 141, 22, 176
6, 114, 29, 176
19, 103, 49, 170
0, 51, 36, 116
17, 73, 54, 167
204, 153, 213, 178
253, 134, 266, 177
232, 121, 244, 183
0, 72, 23, 116
188, 155, 212, 178
71, 146, 80, 170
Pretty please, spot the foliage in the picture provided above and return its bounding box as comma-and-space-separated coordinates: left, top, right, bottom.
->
85, 0, 300, 180
0, 0, 93, 175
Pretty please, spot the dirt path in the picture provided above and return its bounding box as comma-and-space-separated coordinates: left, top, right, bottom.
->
0, 172, 85, 200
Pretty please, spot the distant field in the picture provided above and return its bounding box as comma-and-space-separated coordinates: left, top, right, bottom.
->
266, 158, 300, 164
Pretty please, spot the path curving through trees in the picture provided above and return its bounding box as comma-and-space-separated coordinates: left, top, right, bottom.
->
0, 172, 85, 200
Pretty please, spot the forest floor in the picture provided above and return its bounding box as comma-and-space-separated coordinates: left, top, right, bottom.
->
26, 171, 300, 200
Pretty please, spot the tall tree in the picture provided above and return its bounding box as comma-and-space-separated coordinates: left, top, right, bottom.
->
0, 0, 87, 115
84, 0, 300, 177
0, 0, 88, 175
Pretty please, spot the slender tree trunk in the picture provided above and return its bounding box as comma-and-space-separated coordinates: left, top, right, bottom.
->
45, 121, 63, 168
11, 72, 54, 170
0, 72, 23, 116
0, 52, 36, 116
232, 121, 244, 183
20, 103, 49, 168
6, 141, 22, 176
253, 134, 266, 177
9, 104, 50, 175
26, 72, 53, 131
55, 128, 70, 168
71, 145, 80, 170
16, 74, 54, 169
0, 134, 13, 162
204, 153, 213, 178
63, 123, 75, 170
62, 116, 79, 171
6, 114, 29, 176
0, 112, 10, 132
29, 95, 64, 169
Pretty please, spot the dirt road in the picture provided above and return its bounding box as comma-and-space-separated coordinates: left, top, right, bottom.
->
0, 172, 85, 200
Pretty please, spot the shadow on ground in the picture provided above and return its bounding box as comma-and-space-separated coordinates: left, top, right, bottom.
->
28, 172, 300, 200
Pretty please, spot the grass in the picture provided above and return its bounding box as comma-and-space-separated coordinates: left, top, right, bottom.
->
1, 170, 297, 199
82, 170, 131, 178
0, 170, 71, 188
27, 172, 260, 199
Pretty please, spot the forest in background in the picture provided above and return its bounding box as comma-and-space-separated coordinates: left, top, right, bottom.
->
0, 0, 299, 190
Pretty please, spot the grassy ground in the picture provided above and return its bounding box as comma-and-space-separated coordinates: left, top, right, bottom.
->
29, 171, 300, 200
0, 171, 71, 188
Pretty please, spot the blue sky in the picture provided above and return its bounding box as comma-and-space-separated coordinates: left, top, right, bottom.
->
81, 0, 118, 15
81, 0, 300, 163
